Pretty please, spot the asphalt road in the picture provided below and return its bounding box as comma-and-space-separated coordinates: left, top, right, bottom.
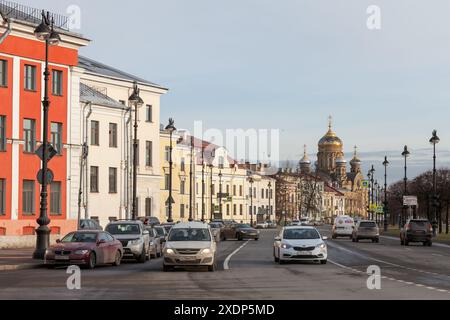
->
0, 227, 449, 300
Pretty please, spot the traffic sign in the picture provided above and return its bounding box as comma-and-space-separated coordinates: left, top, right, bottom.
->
362, 180, 369, 188
37, 168, 54, 185
403, 196, 418, 206
35, 144, 58, 162
165, 195, 175, 205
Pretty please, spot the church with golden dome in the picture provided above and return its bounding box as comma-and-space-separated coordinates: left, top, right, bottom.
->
299, 117, 368, 217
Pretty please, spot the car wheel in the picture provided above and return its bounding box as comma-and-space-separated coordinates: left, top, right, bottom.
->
279, 258, 285, 265
87, 252, 96, 269
400, 238, 404, 245
404, 240, 409, 246
320, 259, 327, 265
352, 237, 355, 242
157, 249, 161, 258
112, 251, 121, 266
375, 238, 379, 243
137, 247, 146, 263
274, 250, 279, 263
254, 237, 259, 241
355, 238, 359, 242
208, 263, 216, 272
163, 264, 173, 272
332, 234, 337, 239
237, 234, 243, 241
428, 241, 432, 247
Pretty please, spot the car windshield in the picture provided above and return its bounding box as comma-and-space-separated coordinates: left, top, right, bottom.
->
360, 222, 377, 228
61, 232, 97, 243
236, 224, 251, 229
105, 224, 140, 235
209, 223, 221, 228
168, 228, 211, 241
154, 227, 165, 236
283, 228, 320, 240
410, 221, 428, 228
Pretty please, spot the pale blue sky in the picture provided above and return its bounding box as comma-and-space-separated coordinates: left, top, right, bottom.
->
25, 0, 450, 182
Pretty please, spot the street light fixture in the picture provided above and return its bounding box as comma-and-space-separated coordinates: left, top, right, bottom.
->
201, 150, 205, 222
401, 145, 410, 228
165, 118, 176, 223
33, 11, 60, 260
208, 163, 214, 221
218, 171, 223, 219
268, 181, 272, 222
248, 176, 254, 226
369, 165, 375, 221
382, 156, 389, 232
429, 130, 440, 235
129, 82, 144, 221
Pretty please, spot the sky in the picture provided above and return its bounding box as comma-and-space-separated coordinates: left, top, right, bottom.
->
23, 0, 450, 183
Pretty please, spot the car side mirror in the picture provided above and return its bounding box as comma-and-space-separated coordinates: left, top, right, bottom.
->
56, 239, 61, 243
274, 236, 281, 242
97, 239, 106, 245
322, 236, 328, 241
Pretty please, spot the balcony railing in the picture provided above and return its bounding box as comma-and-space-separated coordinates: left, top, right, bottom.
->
0, 0, 69, 30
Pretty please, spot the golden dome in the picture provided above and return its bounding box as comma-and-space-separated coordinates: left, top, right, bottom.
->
318, 116, 343, 147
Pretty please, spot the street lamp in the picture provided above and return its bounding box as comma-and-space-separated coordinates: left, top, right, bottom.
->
218, 171, 223, 219
208, 163, 214, 221
165, 118, 176, 223
129, 82, 144, 221
382, 156, 389, 231
33, 11, 60, 260
201, 150, 205, 222
429, 130, 440, 235
268, 181, 272, 221
374, 180, 378, 224
401, 145, 410, 228
248, 176, 254, 226
370, 165, 375, 221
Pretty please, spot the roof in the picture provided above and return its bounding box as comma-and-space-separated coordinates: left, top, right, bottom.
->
172, 221, 209, 229
78, 56, 167, 90
178, 135, 238, 166
80, 83, 126, 109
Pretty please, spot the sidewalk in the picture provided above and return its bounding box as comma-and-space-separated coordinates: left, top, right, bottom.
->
0, 248, 45, 271
381, 227, 450, 245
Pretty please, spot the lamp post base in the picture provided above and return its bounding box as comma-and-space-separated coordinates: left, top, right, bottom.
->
33, 225, 51, 260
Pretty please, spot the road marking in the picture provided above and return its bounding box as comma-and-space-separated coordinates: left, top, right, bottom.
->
223, 241, 249, 270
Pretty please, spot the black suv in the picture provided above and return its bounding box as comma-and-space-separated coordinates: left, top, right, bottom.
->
400, 219, 433, 246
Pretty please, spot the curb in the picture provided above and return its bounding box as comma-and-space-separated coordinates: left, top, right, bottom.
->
0, 263, 45, 272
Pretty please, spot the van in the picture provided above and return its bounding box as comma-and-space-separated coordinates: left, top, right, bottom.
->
332, 215, 355, 239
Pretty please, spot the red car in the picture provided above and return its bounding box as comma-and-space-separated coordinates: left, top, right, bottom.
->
45, 230, 123, 269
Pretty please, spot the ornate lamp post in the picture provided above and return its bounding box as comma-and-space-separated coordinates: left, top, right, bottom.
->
370, 165, 375, 221
268, 181, 272, 221
374, 180, 379, 223
382, 156, 389, 231
188, 136, 194, 222
201, 150, 205, 222
208, 163, 214, 221
367, 170, 371, 220
165, 118, 176, 223
129, 82, 144, 221
429, 130, 440, 236
248, 176, 254, 226
218, 171, 223, 219
401, 145, 410, 228
33, 11, 61, 259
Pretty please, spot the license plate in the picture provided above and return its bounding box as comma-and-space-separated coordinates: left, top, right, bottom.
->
55, 255, 69, 261
179, 256, 196, 261
298, 251, 312, 255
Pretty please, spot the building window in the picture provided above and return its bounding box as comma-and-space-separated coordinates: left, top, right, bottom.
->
218, 156, 224, 169
164, 146, 170, 162
0, 178, 5, 215
50, 182, 62, 215
24, 65, 36, 91
226, 204, 230, 216
0, 115, 6, 151
145, 141, 153, 167
233, 185, 236, 196
180, 204, 185, 218
145, 197, 152, 216
239, 185, 243, 196
180, 180, 186, 194
146, 105, 152, 122
109, 167, 117, 193
0, 59, 7, 87
51, 122, 63, 155
164, 174, 170, 190
109, 123, 117, 148
23, 119, 35, 153
52, 70, 63, 96
261, 189, 264, 199
180, 158, 185, 172
91, 120, 99, 146
240, 204, 243, 215
90, 166, 99, 193
22, 180, 35, 215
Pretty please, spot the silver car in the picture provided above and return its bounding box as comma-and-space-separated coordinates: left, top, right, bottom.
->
105, 220, 150, 263
145, 227, 163, 258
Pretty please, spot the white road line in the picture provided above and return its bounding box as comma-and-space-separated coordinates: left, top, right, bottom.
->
223, 241, 249, 270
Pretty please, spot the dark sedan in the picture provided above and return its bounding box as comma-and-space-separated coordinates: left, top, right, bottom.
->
44, 231, 123, 269
222, 223, 260, 241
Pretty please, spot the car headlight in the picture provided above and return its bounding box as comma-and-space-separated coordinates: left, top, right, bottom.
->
200, 248, 212, 254
129, 238, 143, 245
74, 250, 89, 255
281, 243, 292, 249
45, 249, 53, 255
165, 248, 175, 255
240, 230, 247, 233
316, 243, 326, 250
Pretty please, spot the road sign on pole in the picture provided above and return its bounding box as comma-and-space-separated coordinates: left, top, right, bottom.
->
403, 196, 418, 206
362, 180, 369, 188
35, 144, 58, 162
37, 168, 54, 185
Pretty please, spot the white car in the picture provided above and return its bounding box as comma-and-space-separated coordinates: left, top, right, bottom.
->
332, 215, 355, 239
163, 221, 217, 272
256, 221, 269, 229
273, 226, 328, 264
291, 220, 301, 226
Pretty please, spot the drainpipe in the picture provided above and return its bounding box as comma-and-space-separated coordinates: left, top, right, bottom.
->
78, 102, 92, 223
0, 15, 11, 45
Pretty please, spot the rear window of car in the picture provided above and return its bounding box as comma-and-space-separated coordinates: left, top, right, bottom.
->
154, 227, 165, 236
105, 224, 141, 235
410, 221, 429, 228
360, 222, 377, 228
